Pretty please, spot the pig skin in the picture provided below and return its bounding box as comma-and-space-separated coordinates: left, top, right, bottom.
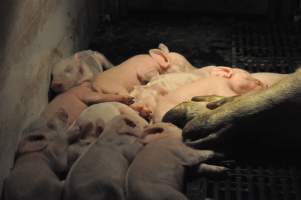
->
66, 102, 148, 167
4, 113, 71, 200
51, 50, 113, 93
42, 82, 133, 125
126, 123, 226, 200
92, 43, 198, 96
63, 115, 148, 200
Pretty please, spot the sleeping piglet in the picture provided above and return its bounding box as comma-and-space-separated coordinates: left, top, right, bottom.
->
51, 50, 113, 93
63, 114, 148, 200
126, 123, 226, 200
77, 102, 147, 126
152, 67, 266, 122
129, 72, 200, 117
42, 82, 133, 125
3, 110, 72, 200
67, 102, 148, 166
92, 43, 196, 96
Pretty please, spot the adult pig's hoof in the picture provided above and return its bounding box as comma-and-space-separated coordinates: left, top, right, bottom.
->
182, 114, 211, 141
162, 101, 208, 128
191, 95, 225, 102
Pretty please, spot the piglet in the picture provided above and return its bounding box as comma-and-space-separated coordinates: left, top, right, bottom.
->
129, 72, 200, 117
127, 66, 224, 116
42, 82, 133, 125
152, 67, 266, 122
126, 123, 226, 200
66, 102, 148, 166
92, 43, 196, 96
77, 102, 147, 126
156, 43, 196, 72
51, 50, 113, 93
3, 111, 72, 200
63, 114, 148, 200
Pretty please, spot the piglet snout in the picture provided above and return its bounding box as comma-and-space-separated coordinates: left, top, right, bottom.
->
51, 82, 65, 93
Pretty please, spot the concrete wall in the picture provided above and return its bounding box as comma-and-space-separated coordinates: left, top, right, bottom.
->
0, 0, 102, 194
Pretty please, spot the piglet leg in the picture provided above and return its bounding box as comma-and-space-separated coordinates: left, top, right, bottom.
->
82, 92, 134, 105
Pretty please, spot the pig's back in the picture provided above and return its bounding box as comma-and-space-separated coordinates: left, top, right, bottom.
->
152, 76, 237, 122
146, 72, 200, 93
42, 93, 86, 124
78, 102, 121, 124
128, 140, 184, 189
159, 77, 233, 107
93, 61, 140, 92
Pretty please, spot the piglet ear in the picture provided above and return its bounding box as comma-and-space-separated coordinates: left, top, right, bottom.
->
18, 134, 48, 155
47, 109, 69, 131
211, 67, 233, 79
79, 122, 94, 138
158, 43, 170, 53
74, 53, 93, 79
94, 118, 105, 137
57, 108, 69, 123
77, 63, 94, 83
66, 124, 81, 144
79, 64, 84, 75
74, 50, 93, 60
74, 52, 81, 62
140, 126, 165, 144
149, 49, 170, 69
143, 127, 164, 135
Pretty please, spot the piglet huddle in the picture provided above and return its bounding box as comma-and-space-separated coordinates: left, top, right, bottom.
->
4, 44, 272, 200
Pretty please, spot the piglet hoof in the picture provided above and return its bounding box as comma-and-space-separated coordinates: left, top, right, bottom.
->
140, 109, 153, 121
121, 96, 135, 105
131, 104, 153, 120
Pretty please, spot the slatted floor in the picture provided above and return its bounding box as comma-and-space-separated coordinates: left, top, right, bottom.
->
232, 22, 301, 73
186, 165, 301, 200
